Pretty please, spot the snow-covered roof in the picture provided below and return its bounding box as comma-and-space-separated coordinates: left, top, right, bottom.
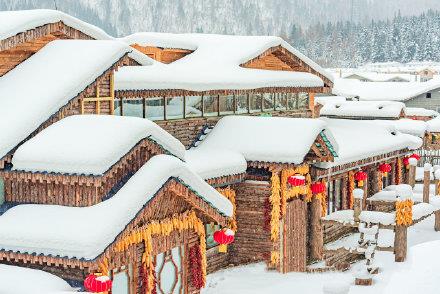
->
427, 117, 440, 133
193, 116, 332, 164
343, 72, 412, 82
333, 78, 440, 101
0, 9, 111, 42
115, 33, 332, 92
12, 115, 185, 175
0, 155, 233, 260
405, 107, 439, 118
314, 95, 347, 106
0, 40, 134, 161
372, 119, 428, 138
315, 118, 422, 169
0, 264, 75, 294
320, 101, 405, 119
186, 148, 247, 180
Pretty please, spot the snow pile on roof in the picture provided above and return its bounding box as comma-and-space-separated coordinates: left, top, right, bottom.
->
194, 116, 329, 164
115, 33, 331, 92
0, 155, 233, 259
12, 115, 185, 175
0, 9, 111, 41
333, 77, 440, 101
186, 148, 247, 180
405, 107, 439, 118
372, 119, 428, 138
0, 40, 134, 161
427, 117, 440, 133
320, 101, 405, 119
315, 118, 422, 168
384, 241, 440, 294
343, 72, 412, 82
0, 264, 74, 294
314, 95, 346, 106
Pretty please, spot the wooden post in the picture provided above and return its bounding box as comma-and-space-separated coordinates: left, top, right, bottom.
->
435, 211, 440, 232
363, 177, 368, 210
435, 179, 440, 196
394, 225, 407, 262
309, 197, 323, 261
353, 197, 362, 223
423, 163, 431, 203
408, 164, 416, 188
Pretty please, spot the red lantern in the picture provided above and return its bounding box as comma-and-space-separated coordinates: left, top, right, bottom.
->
379, 163, 392, 177
403, 157, 410, 166
84, 274, 112, 293
213, 228, 235, 253
288, 175, 306, 186
354, 171, 367, 187
410, 153, 421, 161
311, 182, 326, 194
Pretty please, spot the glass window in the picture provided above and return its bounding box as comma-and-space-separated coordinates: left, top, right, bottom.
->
146, 97, 165, 121
206, 223, 221, 249
203, 95, 219, 117
263, 93, 275, 111
287, 93, 299, 110
155, 247, 184, 294
298, 92, 309, 109
114, 98, 122, 116
0, 177, 4, 206
166, 97, 184, 120
120, 99, 144, 118
219, 95, 234, 115
236, 94, 249, 114
185, 96, 203, 118
250, 93, 263, 113
275, 93, 288, 110
112, 269, 130, 294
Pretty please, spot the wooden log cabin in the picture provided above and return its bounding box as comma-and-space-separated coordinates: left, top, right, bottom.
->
186, 116, 338, 273
0, 154, 234, 294
113, 33, 334, 148
0, 115, 186, 207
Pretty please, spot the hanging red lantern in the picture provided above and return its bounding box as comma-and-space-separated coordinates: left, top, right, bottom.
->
403, 157, 410, 166
311, 182, 326, 194
409, 153, 421, 161
379, 163, 392, 177
84, 274, 112, 293
213, 228, 235, 253
354, 171, 367, 187
288, 175, 306, 186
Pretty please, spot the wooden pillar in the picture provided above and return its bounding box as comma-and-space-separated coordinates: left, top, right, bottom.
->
390, 160, 396, 185
309, 197, 323, 261
408, 164, 416, 188
435, 211, 440, 231
370, 169, 380, 195
394, 225, 407, 262
341, 176, 348, 210
353, 196, 362, 223
435, 179, 440, 196
363, 177, 368, 210
423, 163, 432, 203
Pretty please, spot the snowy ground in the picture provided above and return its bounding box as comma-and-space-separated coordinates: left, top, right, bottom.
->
204, 216, 440, 294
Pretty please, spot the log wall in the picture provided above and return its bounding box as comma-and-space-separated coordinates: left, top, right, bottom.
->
206, 247, 232, 274
131, 44, 193, 64
323, 221, 356, 244
2, 139, 164, 206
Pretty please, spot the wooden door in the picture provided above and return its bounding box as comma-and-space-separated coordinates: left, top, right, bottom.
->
155, 246, 185, 294
283, 198, 307, 272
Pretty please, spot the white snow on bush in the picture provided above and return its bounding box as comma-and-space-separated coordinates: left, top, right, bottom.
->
0, 40, 133, 161
320, 100, 405, 119
0, 9, 111, 41
12, 115, 185, 175
0, 155, 233, 259
186, 148, 247, 180
0, 264, 74, 294
315, 118, 422, 168
116, 33, 332, 92
194, 116, 328, 164
333, 77, 440, 101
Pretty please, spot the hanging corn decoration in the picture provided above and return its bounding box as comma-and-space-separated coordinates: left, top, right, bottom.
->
396, 199, 413, 226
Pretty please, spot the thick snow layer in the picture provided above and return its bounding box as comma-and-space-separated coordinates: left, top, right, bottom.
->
0, 264, 74, 294
194, 116, 328, 164
186, 148, 247, 180
373, 119, 428, 138
323, 210, 354, 225
405, 107, 438, 118
315, 118, 422, 168
116, 33, 331, 91
314, 95, 347, 106
359, 211, 395, 225
0, 9, 111, 41
325, 229, 393, 251
412, 203, 436, 220
12, 115, 185, 175
0, 40, 132, 160
0, 155, 233, 259
333, 77, 440, 101
342, 72, 413, 82
426, 116, 440, 133
320, 101, 405, 119
416, 166, 434, 181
